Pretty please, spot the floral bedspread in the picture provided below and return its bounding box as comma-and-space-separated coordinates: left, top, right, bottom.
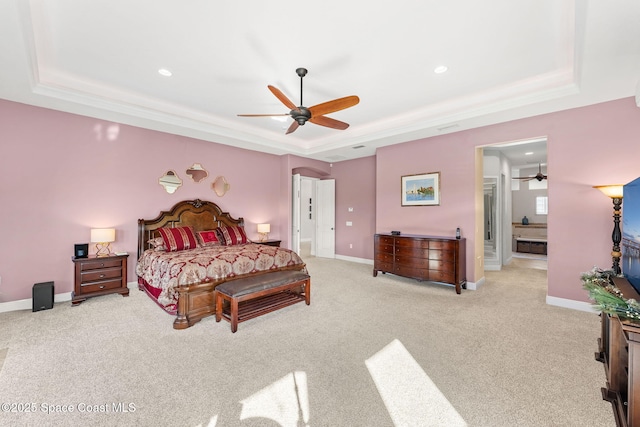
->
136, 243, 304, 313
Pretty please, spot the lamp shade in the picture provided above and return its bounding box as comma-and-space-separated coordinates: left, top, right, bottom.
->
257, 224, 271, 233
91, 228, 115, 243
594, 185, 624, 199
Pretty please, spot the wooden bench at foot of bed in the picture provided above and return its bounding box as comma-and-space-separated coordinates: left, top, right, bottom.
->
215, 270, 311, 333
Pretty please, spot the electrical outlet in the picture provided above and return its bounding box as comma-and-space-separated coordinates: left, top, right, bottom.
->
349, 244, 353, 249
346, 221, 353, 226
348, 207, 354, 212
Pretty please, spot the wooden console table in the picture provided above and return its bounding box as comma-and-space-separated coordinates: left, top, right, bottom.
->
598, 276, 640, 426
373, 233, 466, 294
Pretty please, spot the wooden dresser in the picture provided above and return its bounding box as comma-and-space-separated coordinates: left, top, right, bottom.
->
598, 276, 640, 427
374, 233, 466, 294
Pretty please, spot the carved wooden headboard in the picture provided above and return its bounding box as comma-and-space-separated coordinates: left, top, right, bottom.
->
137, 199, 244, 258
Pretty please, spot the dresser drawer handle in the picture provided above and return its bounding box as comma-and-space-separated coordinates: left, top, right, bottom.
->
99, 274, 105, 278
100, 263, 105, 267
99, 285, 105, 289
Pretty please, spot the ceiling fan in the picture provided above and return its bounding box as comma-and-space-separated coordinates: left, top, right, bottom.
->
513, 163, 548, 181
238, 68, 359, 135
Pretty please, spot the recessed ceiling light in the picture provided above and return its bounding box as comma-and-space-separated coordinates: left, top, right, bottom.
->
158, 68, 172, 77
525, 152, 534, 155
434, 65, 448, 74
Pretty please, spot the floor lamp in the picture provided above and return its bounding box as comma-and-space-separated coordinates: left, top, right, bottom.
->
594, 185, 624, 275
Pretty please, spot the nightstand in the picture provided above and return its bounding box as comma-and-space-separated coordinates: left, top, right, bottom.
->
72, 254, 129, 305
255, 239, 281, 247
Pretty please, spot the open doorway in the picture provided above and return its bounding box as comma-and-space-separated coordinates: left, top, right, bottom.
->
482, 138, 548, 271
293, 175, 336, 260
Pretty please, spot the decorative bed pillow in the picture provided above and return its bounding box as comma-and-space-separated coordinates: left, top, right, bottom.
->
196, 229, 223, 247
217, 225, 248, 246
158, 226, 198, 252
147, 236, 166, 251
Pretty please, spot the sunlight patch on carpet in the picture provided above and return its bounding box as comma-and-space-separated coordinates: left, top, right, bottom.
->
239, 371, 309, 427
366, 339, 467, 427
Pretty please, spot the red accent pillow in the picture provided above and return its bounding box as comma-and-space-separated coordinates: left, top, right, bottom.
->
196, 229, 222, 247
158, 226, 198, 252
218, 225, 248, 246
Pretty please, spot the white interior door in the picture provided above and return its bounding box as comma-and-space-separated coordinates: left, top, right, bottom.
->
292, 174, 301, 254
315, 179, 335, 258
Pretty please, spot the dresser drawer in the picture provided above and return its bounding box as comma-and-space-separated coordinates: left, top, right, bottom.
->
428, 259, 454, 271
428, 249, 455, 262
395, 238, 429, 249
81, 267, 122, 283
376, 244, 394, 254
376, 235, 396, 245
375, 261, 393, 272
429, 270, 455, 284
395, 246, 429, 258
396, 256, 429, 268
79, 258, 122, 271
428, 240, 456, 250
375, 252, 394, 263
80, 278, 122, 294
395, 265, 428, 280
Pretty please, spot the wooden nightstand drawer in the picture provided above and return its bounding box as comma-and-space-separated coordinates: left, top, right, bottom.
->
81, 267, 122, 283
79, 258, 122, 271
80, 278, 122, 294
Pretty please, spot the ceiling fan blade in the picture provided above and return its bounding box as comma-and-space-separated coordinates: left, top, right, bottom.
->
309, 115, 350, 130
309, 95, 359, 117
285, 121, 300, 135
268, 85, 297, 110
237, 113, 290, 117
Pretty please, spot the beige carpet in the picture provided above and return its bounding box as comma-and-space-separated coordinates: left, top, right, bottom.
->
0, 255, 614, 426
0, 348, 7, 375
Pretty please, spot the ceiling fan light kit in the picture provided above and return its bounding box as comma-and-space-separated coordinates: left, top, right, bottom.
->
238, 68, 359, 135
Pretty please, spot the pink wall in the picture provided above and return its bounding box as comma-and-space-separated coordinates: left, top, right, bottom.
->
376, 97, 640, 302
0, 100, 283, 302
331, 156, 377, 259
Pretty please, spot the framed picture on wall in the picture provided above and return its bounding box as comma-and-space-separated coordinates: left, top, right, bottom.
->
401, 172, 440, 206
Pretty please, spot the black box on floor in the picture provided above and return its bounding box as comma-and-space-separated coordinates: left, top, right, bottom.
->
33, 281, 54, 312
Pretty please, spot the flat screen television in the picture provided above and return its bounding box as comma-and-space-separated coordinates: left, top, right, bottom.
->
623, 177, 640, 293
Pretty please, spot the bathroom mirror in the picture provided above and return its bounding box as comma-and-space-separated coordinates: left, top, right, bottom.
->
159, 170, 183, 194
483, 177, 497, 261
212, 176, 230, 197
186, 163, 208, 183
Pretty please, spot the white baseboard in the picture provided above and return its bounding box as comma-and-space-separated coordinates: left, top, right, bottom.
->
0, 282, 138, 313
546, 295, 598, 313
466, 276, 484, 290
335, 254, 374, 265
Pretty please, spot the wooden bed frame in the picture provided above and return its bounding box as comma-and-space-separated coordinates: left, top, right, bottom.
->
137, 199, 304, 329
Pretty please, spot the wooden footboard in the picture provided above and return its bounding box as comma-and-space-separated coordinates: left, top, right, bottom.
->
173, 279, 219, 329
